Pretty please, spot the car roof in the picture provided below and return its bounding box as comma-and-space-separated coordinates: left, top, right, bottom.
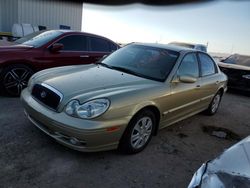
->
43, 30, 118, 44
57, 30, 89, 34
131, 42, 198, 53
56, 30, 107, 38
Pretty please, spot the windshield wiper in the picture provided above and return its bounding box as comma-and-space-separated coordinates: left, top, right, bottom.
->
112, 66, 163, 82
95, 62, 115, 70
111, 66, 146, 78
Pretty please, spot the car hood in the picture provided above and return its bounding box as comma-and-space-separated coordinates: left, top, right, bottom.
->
0, 44, 33, 52
218, 62, 250, 71
32, 64, 161, 105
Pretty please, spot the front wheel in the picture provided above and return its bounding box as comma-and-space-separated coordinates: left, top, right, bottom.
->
119, 109, 156, 154
1, 65, 34, 97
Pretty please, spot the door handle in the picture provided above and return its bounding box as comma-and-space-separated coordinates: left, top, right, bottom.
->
80, 55, 89, 58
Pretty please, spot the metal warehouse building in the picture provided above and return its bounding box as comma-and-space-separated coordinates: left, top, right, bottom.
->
0, 0, 83, 32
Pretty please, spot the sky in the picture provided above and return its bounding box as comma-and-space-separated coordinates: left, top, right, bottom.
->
82, 1, 250, 55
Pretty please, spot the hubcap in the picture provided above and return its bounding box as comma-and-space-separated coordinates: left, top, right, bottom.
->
131, 117, 153, 149
3, 68, 32, 96
211, 94, 221, 113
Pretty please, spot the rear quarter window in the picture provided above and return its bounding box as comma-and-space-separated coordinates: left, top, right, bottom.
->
110, 42, 118, 52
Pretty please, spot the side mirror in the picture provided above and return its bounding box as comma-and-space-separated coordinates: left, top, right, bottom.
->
50, 43, 64, 53
179, 75, 197, 83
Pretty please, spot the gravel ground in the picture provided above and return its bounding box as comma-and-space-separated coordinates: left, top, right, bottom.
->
0, 91, 250, 188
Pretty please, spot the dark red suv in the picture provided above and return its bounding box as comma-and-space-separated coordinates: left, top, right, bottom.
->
0, 30, 119, 96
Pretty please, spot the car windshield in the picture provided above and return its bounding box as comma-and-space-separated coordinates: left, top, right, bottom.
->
223, 54, 250, 67
14, 30, 63, 47
101, 44, 179, 82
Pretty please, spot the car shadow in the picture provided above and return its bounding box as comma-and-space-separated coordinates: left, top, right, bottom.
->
227, 88, 250, 97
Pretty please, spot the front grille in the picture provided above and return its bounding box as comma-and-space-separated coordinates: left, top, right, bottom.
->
31, 84, 62, 110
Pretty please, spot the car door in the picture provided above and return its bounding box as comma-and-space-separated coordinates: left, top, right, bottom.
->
42, 34, 91, 69
87, 36, 117, 63
197, 52, 221, 108
162, 52, 203, 125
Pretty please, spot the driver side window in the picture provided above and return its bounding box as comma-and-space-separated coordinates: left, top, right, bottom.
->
178, 53, 199, 78
57, 35, 87, 51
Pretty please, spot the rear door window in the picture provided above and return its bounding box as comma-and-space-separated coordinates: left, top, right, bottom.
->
89, 37, 110, 52
198, 53, 217, 76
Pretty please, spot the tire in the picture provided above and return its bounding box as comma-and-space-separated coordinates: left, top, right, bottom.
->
205, 91, 222, 115
1, 64, 34, 97
119, 109, 156, 154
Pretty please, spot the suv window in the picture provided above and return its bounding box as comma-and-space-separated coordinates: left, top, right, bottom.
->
199, 53, 216, 76
57, 35, 87, 51
89, 37, 110, 52
178, 53, 199, 78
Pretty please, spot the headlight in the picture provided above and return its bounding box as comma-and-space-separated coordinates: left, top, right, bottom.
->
65, 99, 110, 119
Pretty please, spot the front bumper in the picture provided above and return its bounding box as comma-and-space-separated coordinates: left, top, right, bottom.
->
21, 89, 131, 152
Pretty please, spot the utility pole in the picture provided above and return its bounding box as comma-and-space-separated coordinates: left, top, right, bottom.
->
230, 44, 234, 54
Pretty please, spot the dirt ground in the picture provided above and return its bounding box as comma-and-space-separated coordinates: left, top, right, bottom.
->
0, 91, 250, 188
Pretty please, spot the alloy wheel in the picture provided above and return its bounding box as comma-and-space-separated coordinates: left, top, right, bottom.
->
130, 117, 153, 149
3, 67, 32, 96
211, 94, 221, 113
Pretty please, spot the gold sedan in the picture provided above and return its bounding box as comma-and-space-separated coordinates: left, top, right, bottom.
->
21, 43, 227, 154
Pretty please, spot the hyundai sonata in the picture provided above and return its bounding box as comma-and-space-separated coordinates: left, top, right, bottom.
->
21, 43, 227, 154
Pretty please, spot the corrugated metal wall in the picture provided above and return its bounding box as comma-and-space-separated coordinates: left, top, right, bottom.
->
18, 0, 82, 30
0, 0, 82, 32
0, 0, 18, 32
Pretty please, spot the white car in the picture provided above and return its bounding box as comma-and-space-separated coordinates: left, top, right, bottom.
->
169, 42, 207, 52
188, 136, 250, 188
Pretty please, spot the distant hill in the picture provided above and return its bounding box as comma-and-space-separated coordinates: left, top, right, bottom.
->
209, 52, 231, 62
209, 52, 231, 58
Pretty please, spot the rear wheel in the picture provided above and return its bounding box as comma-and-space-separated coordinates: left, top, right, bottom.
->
119, 109, 156, 154
1, 65, 33, 97
205, 91, 222, 115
